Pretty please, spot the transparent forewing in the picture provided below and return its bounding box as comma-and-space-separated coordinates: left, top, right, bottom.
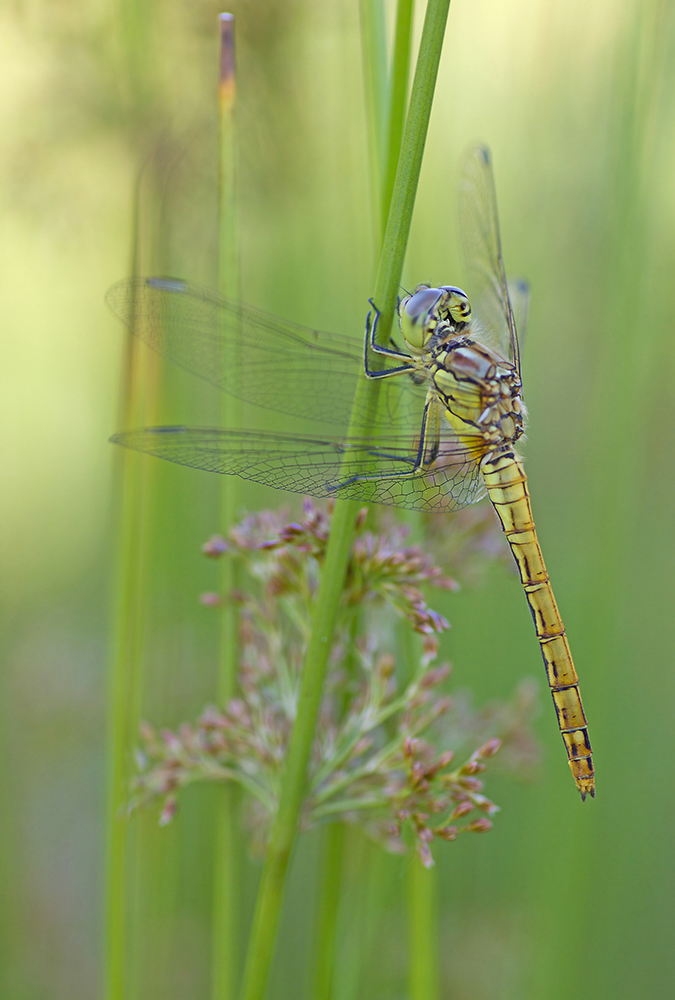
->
459, 147, 520, 372
111, 424, 487, 513
107, 277, 426, 430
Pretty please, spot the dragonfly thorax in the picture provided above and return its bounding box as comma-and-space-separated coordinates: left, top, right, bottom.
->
432, 339, 525, 450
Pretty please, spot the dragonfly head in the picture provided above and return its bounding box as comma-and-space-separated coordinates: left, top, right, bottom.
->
399, 285, 472, 352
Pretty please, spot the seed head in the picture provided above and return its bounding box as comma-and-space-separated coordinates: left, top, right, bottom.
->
129, 500, 539, 866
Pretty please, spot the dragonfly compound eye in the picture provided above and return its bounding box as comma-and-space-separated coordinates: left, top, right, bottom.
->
399, 286, 444, 350
438, 286, 472, 325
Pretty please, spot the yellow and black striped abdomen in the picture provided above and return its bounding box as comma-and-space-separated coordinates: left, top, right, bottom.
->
481, 451, 595, 800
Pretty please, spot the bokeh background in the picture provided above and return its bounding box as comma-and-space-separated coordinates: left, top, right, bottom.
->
2, 0, 675, 997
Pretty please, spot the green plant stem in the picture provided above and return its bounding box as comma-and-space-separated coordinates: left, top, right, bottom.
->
308, 9, 416, 995
239, 497, 358, 1000
311, 823, 346, 999
341, 837, 392, 998
104, 164, 161, 1000
398, 505, 441, 996
382, 0, 415, 233
367, 0, 452, 359
238, 4, 452, 999
104, 457, 147, 1000
359, 0, 388, 232
216, 10, 241, 701
211, 796, 239, 1000
212, 14, 241, 1000
408, 855, 439, 1000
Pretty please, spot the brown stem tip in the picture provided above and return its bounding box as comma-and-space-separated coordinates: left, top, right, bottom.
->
219, 13, 236, 109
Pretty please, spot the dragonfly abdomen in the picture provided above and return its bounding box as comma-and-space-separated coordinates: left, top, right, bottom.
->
481, 451, 595, 800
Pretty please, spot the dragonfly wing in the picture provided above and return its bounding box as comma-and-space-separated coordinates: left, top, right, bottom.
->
459, 147, 521, 373
111, 426, 486, 514
106, 277, 368, 428
508, 278, 530, 352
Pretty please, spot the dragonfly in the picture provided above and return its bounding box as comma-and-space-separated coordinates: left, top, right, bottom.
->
108, 146, 594, 800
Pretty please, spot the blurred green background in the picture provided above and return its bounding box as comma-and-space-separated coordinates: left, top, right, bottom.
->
2, 0, 675, 997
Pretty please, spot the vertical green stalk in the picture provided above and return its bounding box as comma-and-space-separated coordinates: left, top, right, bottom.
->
371, 5, 435, 995
408, 855, 439, 1000
359, 0, 388, 229
212, 14, 241, 1000
311, 5, 416, 994
339, 837, 393, 999
239, 497, 358, 1000
368, 0, 441, 981
378, 10, 441, 991
104, 3, 161, 989
402, 584, 440, 998
397, 507, 438, 999
104, 170, 158, 1000
104, 456, 146, 1000
381, 0, 415, 233
311, 823, 346, 999
239, 4, 452, 999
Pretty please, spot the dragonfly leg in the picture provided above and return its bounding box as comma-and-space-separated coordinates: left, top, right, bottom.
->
364, 303, 414, 379
366, 398, 441, 466
328, 400, 439, 491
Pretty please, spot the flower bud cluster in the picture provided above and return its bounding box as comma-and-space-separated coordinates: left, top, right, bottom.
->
132, 501, 538, 864
388, 735, 503, 867
201, 500, 455, 636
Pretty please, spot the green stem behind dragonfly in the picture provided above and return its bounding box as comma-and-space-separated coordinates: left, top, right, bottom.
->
104, 153, 165, 1000
212, 14, 242, 1000
377, 5, 443, 995
238, 3, 453, 999
308, 4, 417, 997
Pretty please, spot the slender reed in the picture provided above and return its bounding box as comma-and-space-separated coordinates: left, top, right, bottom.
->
212, 15, 242, 1000
311, 823, 346, 999
359, 0, 388, 223
309, 5, 417, 994
398, 510, 439, 1000
104, 451, 146, 1000
408, 855, 440, 1000
239, 4, 453, 998
402, 590, 440, 998
104, 167, 159, 1000
371, 4, 442, 995
383, 13, 441, 990
382, 0, 415, 231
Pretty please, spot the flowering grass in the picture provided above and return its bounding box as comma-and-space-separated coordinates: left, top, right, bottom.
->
130, 502, 538, 869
